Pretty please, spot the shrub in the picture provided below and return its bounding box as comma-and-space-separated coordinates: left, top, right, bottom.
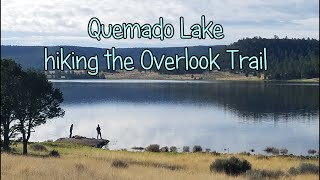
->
280, 148, 288, 155
264, 147, 279, 155
272, 149, 279, 155
30, 143, 48, 152
308, 149, 318, 155
299, 163, 319, 174
111, 160, 128, 168
288, 167, 299, 175
264, 147, 274, 153
145, 144, 160, 152
193, 145, 203, 153
131, 146, 144, 151
49, 150, 60, 157
210, 151, 221, 156
160, 146, 169, 152
205, 148, 211, 153
288, 163, 319, 175
246, 169, 285, 179
209, 156, 251, 176
183, 146, 190, 152
169, 146, 177, 153
239, 151, 251, 156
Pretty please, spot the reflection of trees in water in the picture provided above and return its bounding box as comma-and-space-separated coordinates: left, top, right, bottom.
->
196, 82, 319, 120
54, 82, 319, 120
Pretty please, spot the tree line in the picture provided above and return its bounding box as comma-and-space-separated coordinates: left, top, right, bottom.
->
1, 59, 64, 154
219, 37, 319, 80
152, 37, 319, 80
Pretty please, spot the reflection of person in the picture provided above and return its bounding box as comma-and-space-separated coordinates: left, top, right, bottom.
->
96, 124, 102, 139
69, 124, 73, 138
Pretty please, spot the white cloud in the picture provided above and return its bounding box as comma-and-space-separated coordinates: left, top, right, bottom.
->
1, 0, 319, 47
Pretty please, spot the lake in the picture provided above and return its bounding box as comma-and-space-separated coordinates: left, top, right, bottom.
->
31, 80, 319, 155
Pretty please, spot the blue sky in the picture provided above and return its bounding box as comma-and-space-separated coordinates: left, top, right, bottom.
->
1, 0, 319, 47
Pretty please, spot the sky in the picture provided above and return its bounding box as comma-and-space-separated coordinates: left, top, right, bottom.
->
1, 0, 319, 48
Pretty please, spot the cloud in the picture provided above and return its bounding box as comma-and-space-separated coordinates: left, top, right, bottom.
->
1, 0, 319, 47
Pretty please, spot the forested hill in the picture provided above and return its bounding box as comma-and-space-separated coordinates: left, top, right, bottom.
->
218, 38, 319, 80
1, 38, 319, 80
0, 45, 223, 70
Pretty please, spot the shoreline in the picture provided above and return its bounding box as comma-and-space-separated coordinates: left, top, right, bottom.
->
25, 139, 319, 157
48, 70, 320, 83
100, 70, 320, 83
49, 78, 320, 84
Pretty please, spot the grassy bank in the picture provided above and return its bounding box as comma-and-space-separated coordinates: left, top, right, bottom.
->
1, 142, 319, 180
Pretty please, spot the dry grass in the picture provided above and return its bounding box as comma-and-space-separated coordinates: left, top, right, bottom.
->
1, 142, 319, 180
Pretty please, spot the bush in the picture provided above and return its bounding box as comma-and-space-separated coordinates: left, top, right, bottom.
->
264, 147, 279, 155
288, 167, 299, 175
183, 146, 190, 152
131, 146, 144, 151
239, 151, 251, 156
298, 163, 319, 174
209, 156, 252, 176
193, 145, 203, 153
205, 148, 211, 153
49, 150, 60, 157
30, 143, 48, 152
246, 169, 285, 179
169, 146, 177, 153
145, 144, 160, 152
308, 149, 318, 155
111, 160, 128, 168
280, 148, 288, 155
210, 151, 221, 156
160, 146, 169, 152
288, 163, 319, 175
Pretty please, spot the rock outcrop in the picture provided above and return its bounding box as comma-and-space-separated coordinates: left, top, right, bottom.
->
55, 135, 109, 148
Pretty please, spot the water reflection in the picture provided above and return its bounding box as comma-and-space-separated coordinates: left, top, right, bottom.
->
54, 80, 319, 119
31, 80, 319, 155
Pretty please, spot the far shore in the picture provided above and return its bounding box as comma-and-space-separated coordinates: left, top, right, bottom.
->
49, 70, 320, 83
102, 70, 320, 83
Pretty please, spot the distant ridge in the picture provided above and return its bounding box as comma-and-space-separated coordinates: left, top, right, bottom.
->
0, 45, 224, 69
1, 37, 319, 80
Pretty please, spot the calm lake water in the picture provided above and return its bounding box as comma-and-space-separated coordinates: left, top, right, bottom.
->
31, 80, 319, 155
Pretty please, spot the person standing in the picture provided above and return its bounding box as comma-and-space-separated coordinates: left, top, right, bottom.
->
96, 124, 102, 139
69, 124, 74, 138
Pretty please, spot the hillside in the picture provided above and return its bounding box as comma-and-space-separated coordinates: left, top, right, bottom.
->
0, 45, 223, 70
1, 38, 319, 80
218, 38, 319, 80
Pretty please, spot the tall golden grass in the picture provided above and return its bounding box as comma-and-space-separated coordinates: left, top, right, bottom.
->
1, 142, 319, 180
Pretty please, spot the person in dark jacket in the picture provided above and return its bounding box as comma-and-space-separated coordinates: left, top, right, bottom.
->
69, 124, 73, 138
96, 124, 102, 139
